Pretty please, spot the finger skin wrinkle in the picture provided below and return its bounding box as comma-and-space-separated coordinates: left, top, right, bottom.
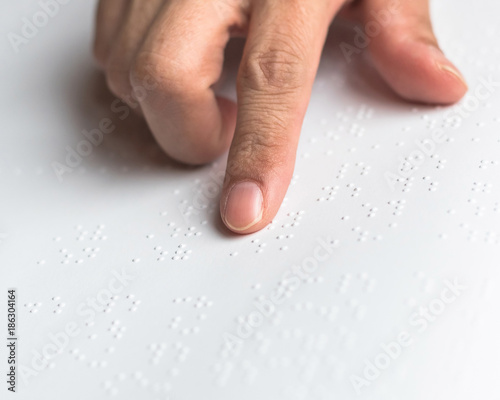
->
228, 133, 288, 179
233, 118, 292, 167
238, 94, 298, 111
238, 109, 290, 135
258, 50, 304, 89
239, 45, 307, 92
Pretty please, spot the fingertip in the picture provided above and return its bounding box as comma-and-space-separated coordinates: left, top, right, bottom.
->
423, 43, 468, 104
434, 59, 468, 103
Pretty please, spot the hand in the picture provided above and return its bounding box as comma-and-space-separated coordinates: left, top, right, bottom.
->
93, 0, 467, 234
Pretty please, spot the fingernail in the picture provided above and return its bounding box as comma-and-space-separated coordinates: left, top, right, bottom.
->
223, 181, 263, 232
439, 64, 468, 89
428, 45, 468, 90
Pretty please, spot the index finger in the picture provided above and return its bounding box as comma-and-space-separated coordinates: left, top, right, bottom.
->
221, 0, 344, 233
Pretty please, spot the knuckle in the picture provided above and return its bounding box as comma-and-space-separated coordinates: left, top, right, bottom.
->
239, 40, 306, 92
131, 51, 195, 97
130, 52, 161, 93
213, 0, 248, 20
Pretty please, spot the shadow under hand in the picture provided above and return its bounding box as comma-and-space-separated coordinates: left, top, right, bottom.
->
67, 38, 248, 182
73, 68, 183, 175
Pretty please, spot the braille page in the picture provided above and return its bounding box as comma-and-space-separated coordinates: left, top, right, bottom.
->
1, 1, 499, 399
